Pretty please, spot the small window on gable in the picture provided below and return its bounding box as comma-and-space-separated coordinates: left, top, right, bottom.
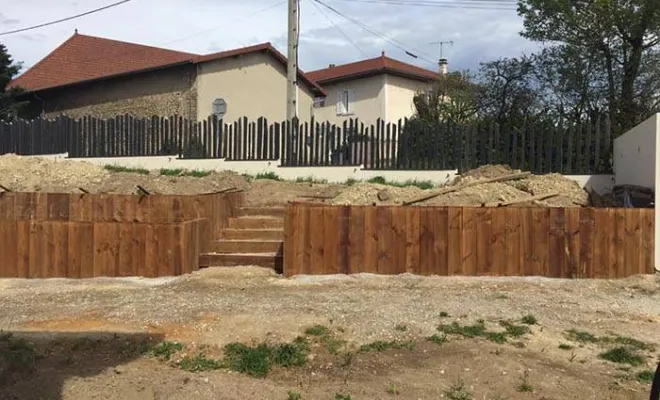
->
336, 90, 353, 115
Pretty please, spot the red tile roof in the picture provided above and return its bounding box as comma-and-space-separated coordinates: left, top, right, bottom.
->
307, 54, 439, 84
9, 33, 196, 92
9, 33, 325, 96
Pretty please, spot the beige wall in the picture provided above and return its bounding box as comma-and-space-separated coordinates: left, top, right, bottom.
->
312, 75, 386, 125
196, 52, 315, 123
385, 75, 431, 123
42, 65, 197, 120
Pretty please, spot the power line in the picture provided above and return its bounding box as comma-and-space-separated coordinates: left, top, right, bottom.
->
0, 0, 134, 36
307, 0, 369, 58
331, 0, 516, 10
312, 0, 437, 65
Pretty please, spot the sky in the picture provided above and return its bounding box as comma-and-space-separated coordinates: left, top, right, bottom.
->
0, 0, 540, 76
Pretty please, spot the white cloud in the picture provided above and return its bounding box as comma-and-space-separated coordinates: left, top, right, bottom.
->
1, 0, 538, 75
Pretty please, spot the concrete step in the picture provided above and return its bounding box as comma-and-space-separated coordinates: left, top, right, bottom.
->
199, 253, 282, 270
211, 240, 282, 254
219, 229, 284, 240
228, 216, 283, 230
237, 207, 286, 218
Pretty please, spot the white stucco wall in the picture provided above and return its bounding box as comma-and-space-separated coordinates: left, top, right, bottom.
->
613, 113, 660, 272
312, 75, 386, 125
196, 52, 315, 123
385, 75, 432, 123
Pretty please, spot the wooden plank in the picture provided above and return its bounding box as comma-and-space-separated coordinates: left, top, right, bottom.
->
624, 208, 642, 278
491, 208, 507, 276
309, 206, 325, 275
68, 222, 93, 279
292, 204, 309, 276
323, 206, 340, 274
0, 221, 17, 277
69, 193, 93, 222
475, 207, 492, 275
46, 193, 71, 221
639, 209, 654, 274
283, 204, 296, 276
28, 221, 46, 278
118, 222, 135, 277
51, 222, 69, 277
460, 207, 477, 276
337, 206, 350, 275
93, 223, 120, 277
418, 207, 435, 275
562, 208, 579, 278
376, 206, 394, 274
144, 224, 159, 278
548, 208, 566, 278
156, 224, 176, 277
404, 207, 420, 274
432, 208, 449, 276
592, 209, 611, 279
447, 208, 463, 275
347, 206, 365, 274
504, 208, 522, 276
0, 192, 15, 219
15, 220, 29, 278
133, 224, 148, 277
613, 209, 626, 278
363, 206, 379, 274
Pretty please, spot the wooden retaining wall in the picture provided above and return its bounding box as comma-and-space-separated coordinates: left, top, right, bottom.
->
284, 204, 655, 278
0, 219, 207, 278
0, 191, 244, 278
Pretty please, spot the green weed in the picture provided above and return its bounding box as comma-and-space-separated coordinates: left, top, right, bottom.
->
366, 176, 434, 190
255, 172, 281, 181
104, 164, 149, 175
149, 341, 183, 361
159, 168, 183, 176
386, 383, 400, 395
558, 343, 574, 350
566, 329, 599, 343
636, 369, 655, 384
223, 337, 309, 378
295, 176, 328, 184
177, 354, 223, 372
287, 391, 302, 400
305, 325, 330, 336
186, 169, 212, 178
394, 324, 408, 332
516, 371, 534, 393
427, 334, 447, 345
271, 338, 309, 367
521, 315, 538, 325
368, 176, 387, 184
602, 335, 655, 352
344, 178, 359, 186
335, 394, 353, 400
445, 379, 473, 400
598, 347, 645, 366
322, 336, 347, 355
359, 340, 415, 353
500, 321, 531, 338
439, 311, 450, 318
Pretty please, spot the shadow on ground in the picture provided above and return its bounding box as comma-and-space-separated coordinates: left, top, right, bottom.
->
0, 330, 164, 400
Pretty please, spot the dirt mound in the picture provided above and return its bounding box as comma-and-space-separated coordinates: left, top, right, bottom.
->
331, 183, 425, 205
246, 179, 343, 207
455, 164, 516, 182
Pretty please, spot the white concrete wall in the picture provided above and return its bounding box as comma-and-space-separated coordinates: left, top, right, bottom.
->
312, 75, 386, 126
385, 75, 432, 123
613, 113, 660, 272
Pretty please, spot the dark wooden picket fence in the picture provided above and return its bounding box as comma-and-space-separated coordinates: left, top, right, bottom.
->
0, 114, 613, 174
0, 116, 71, 155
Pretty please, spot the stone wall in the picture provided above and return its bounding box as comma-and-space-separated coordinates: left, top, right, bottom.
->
41, 65, 198, 120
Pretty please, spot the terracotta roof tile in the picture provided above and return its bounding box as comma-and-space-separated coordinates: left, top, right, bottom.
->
307, 54, 439, 84
10, 34, 325, 96
9, 33, 196, 92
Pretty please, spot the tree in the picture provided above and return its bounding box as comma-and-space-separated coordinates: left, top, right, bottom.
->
412, 71, 483, 124
517, 0, 660, 134
0, 42, 23, 122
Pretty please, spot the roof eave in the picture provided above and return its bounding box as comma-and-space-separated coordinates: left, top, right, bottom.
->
314, 68, 437, 86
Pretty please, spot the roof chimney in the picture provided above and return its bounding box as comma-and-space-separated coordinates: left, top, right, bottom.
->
438, 58, 448, 75
329, 64, 335, 68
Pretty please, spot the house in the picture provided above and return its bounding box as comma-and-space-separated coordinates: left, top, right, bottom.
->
9, 32, 325, 122
307, 52, 439, 125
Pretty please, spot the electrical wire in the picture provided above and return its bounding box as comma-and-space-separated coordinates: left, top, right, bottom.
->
331, 0, 516, 10
0, 0, 134, 36
312, 0, 437, 65
307, 0, 369, 58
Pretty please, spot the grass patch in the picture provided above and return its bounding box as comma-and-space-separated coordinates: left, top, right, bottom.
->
104, 164, 149, 175
598, 347, 645, 366
603, 335, 655, 352
223, 337, 309, 378
445, 379, 473, 400
344, 178, 359, 186
558, 343, 574, 350
394, 324, 408, 332
386, 383, 400, 395
366, 176, 435, 190
359, 340, 415, 353
149, 341, 183, 361
304, 325, 330, 337
636, 369, 655, 384
439, 311, 450, 318
287, 391, 302, 400
160, 168, 183, 176
186, 169, 212, 178
566, 329, 599, 343
500, 321, 531, 338
177, 354, 223, 372
521, 315, 538, 325
335, 394, 353, 400
516, 371, 534, 393
427, 334, 447, 345
255, 172, 281, 181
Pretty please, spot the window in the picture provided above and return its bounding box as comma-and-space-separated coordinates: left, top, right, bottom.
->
313, 96, 325, 108
336, 90, 353, 115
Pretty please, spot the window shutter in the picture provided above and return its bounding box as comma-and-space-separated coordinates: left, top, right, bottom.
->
336, 92, 343, 115
347, 90, 355, 114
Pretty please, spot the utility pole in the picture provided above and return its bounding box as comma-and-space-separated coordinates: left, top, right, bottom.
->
286, 0, 299, 121
430, 40, 453, 75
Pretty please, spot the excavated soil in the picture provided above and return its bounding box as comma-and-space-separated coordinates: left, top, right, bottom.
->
0, 155, 597, 207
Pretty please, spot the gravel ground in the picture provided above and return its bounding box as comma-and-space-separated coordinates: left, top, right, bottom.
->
0, 268, 658, 399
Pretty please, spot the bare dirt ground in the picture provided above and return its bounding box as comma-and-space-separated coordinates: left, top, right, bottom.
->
0, 155, 595, 207
0, 267, 658, 400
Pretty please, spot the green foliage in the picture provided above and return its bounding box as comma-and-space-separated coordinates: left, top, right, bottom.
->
255, 172, 281, 181
394, 324, 408, 332
334, 393, 353, 400
177, 354, 223, 372
0, 43, 26, 122
304, 325, 330, 337
521, 315, 538, 325
439, 311, 450, 318
386, 383, 400, 395
413, 71, 483, 124
602, 335, 655, 352
160, 168, 184, 176
445, 379, 473, 400
104, 165, 149, 175
223, 338, 309, 378
149, 341, 183, 361
558, 343, 574, 350
598, 347, 645, 366
426, 334, 447, 345
565, 329, 599, 343
499, 321, 531, 338
344, 178, 359, 186
287, 391, 302, 400
359, 340, 415, 353
295, 176, 328, 184
516, 371, 534, 393
636, 370, 655, 384
367, 176, 387, 184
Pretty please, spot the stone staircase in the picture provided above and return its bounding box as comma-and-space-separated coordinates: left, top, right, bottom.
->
198, 206, 284, 271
